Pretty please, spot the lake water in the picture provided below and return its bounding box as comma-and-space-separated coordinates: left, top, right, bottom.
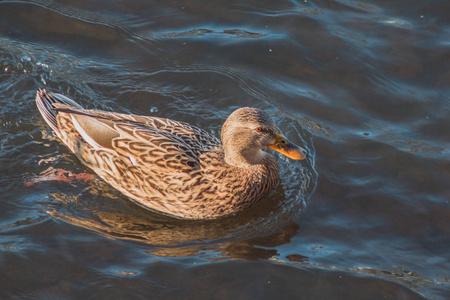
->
0, 0, 449, 299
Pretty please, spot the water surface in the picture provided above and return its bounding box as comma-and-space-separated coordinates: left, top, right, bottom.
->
0, 0, 449, 299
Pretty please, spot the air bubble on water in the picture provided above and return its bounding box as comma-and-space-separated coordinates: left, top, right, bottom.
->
40, 74, 47, 85
37, 61, 49, 68
150, 107, 158, 113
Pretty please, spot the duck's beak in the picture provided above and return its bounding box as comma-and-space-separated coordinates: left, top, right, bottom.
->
267, 134, 307, 160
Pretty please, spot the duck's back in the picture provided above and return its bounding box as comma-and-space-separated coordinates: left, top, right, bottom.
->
36, 90, 280, 219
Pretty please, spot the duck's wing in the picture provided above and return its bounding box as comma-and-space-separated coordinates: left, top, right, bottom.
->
35, 90, 83, 136
54, 104, 220, 151
53, 105, 220, 173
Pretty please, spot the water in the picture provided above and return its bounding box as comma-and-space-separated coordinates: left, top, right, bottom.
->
0, 0, 449, 299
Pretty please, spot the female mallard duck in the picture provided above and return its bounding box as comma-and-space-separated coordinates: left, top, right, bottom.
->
36, 89, 307, 219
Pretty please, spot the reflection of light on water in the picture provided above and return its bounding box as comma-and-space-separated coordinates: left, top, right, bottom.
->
270, 255, 437, 296
377, 18, 411, 28
159, 28, 269, 39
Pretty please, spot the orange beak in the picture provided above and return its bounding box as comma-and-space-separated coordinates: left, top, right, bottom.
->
267, 134, 307, 160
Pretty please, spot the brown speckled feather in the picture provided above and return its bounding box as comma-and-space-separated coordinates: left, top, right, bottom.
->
35, 89, 305, 219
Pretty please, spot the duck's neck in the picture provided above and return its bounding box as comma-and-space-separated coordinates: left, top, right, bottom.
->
224, 146, 267, 168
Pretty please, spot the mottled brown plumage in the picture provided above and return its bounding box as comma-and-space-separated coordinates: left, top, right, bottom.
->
35, 89, 306, 219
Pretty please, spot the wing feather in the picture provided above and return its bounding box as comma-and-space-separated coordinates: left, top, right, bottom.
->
50, 105, 220, 174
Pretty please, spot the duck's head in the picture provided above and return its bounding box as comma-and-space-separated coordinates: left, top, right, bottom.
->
221, 107, 307, 167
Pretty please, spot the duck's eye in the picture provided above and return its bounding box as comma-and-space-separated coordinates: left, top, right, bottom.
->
255, 127, 263, 132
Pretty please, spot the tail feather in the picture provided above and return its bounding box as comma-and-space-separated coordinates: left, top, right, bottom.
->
35, 89, 84, 133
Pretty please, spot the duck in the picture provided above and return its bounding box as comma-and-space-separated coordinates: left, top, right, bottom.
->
35, 89, 307, 219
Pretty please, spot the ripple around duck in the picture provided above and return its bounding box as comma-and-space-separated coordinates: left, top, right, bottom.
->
9, 57, 316, 250
158, 28, 269, 39
0, 36, 318, 251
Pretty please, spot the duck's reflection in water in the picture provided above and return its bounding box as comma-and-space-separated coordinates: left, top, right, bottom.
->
47, 182, 302, 260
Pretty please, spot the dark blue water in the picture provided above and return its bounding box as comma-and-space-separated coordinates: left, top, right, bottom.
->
0, 0, 449, 299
